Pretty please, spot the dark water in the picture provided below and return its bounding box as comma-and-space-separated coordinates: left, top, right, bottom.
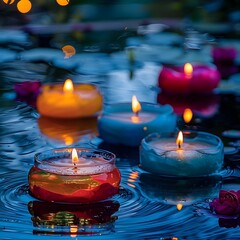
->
0, 61, 240, 240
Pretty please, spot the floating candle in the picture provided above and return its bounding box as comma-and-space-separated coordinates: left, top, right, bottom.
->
158, 63, 221, 95
28, 148, 121, 203
37, 79, 102, 119
97, 96, 177, 146
140, 131, 224, 177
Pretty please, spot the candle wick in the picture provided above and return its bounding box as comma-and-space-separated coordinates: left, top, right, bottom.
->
73, 163, 78, 173
178, 142, 181, 149
135, 111, 139, 117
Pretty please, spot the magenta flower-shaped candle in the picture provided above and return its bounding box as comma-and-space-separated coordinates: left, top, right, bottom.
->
158, 63, 221, 95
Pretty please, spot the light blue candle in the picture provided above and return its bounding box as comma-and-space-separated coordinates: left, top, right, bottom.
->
140, 131, 224, 177
97, 102, 177, 146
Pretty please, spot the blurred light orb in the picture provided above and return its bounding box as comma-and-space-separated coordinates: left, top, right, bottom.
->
3, 0, 15, 4
56, 0, 70, 6
17, 0, 32, 13
62, 45, 76, 58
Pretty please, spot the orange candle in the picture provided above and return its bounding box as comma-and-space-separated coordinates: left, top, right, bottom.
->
37, 79, 102, 119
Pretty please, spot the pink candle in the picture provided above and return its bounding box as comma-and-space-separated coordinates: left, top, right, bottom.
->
158, 63, 221, 95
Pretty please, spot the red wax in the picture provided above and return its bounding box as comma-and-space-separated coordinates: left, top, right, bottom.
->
158, 64, 221, 95
28, 166, 121, 203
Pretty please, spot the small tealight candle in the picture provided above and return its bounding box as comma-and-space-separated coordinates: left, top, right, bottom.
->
158, 63, 221, 95
37, 79, 103, 119
28, 148, 121, 203
97, 96, 177, 146
140, 131, 224, 177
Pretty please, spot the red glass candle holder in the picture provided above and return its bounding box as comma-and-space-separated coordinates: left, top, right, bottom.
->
28, 148, 121, 203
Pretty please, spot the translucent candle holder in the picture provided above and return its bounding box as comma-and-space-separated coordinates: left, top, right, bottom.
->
28, 148, 121, 203
140, 131, 224, 177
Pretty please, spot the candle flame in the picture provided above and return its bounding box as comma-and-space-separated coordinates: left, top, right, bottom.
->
63, 79, 74, 93
177, 203, 183, 211
183, 108, 193, 123
72, 148, 78, 165
132, 95, 141, 116
184, 63, 193, 78
176, 131, 183, 149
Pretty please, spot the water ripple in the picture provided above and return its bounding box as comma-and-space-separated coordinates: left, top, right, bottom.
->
1, 64, 240, 239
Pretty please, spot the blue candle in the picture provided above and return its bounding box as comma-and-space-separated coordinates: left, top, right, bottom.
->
140, 131, 224, 177
98, 97, 177, 146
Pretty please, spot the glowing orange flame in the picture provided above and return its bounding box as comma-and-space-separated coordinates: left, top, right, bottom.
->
63, 79, 74, 93
176, 203, 183, 211
183, 108, 193, 123
17, 0, 32, 13
132, 95, 141, 115
62, 45, 76, 59
176, 131, 183, 149
184, 63, 193, 78
72, 148, 78, 165
56, 0, 70, 6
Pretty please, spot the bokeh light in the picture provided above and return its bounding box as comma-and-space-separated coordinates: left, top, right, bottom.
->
56, 0, 70, 6
62, 45, 76, 58
3, 0, 15, 4
17, 0, 32, 13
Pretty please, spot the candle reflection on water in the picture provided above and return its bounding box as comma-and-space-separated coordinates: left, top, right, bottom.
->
38, 116, 98, 146
139, 173, 222, 206
28, 200, 120, 236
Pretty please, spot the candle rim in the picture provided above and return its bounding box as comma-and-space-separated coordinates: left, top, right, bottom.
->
40, 83, 100, 92
103, 102, 174, 115
142, 130, 223, 153
34, 147, 116, 175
